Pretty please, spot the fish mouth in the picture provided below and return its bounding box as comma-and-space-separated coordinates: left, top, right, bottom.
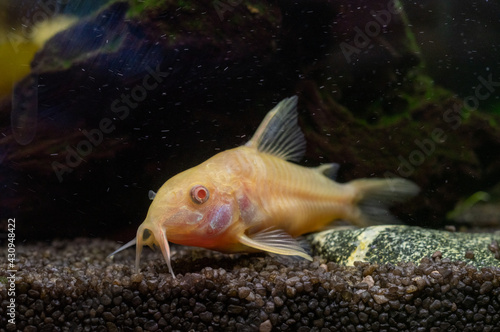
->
135, 221, 175, 278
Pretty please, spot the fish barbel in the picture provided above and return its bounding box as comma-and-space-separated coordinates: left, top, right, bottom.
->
110, 96, 419, 277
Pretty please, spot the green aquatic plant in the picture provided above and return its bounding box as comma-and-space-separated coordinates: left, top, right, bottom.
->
127, 0, 194, 18
447, 191, 491, 221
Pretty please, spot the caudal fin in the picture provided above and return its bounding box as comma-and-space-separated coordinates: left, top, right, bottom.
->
350, 178, 419, 225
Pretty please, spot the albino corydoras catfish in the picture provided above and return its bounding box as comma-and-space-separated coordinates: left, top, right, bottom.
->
110, 96, 419, 277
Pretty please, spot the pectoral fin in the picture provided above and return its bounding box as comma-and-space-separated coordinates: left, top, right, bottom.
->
239, 228, 312, 260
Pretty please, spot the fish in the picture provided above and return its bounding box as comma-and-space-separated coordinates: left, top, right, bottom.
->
109, 96, 419, 277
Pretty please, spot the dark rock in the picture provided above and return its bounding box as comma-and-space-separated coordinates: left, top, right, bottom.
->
309, 225, 500, 268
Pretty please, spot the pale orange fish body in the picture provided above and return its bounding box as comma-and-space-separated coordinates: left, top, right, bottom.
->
110, 97, 418, 277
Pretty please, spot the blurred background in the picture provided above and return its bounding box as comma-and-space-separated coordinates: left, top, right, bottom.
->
0, 0, 499, 242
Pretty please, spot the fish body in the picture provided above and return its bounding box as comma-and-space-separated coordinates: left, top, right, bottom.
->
110, 97, 418, 277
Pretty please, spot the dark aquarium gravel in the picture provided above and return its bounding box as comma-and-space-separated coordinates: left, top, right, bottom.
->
1, 238, 500, 331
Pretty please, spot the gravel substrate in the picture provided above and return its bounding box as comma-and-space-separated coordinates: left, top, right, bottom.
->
1, 238, 500, 331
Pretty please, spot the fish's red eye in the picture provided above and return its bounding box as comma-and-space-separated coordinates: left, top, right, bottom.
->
191, 185, 209, 204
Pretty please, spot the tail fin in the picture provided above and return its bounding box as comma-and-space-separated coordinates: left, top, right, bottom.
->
350, 178, 419, 225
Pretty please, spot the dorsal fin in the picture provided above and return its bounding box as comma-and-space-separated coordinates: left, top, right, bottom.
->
315, 163, 340, 180
245, 96, 306, 162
